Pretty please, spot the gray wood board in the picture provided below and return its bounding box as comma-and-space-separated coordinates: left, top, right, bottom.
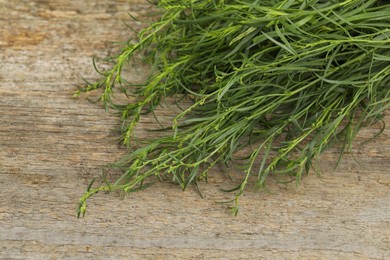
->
0, 1, 389, 259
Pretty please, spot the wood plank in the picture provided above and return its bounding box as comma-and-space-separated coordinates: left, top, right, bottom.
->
1, 1, 389, 259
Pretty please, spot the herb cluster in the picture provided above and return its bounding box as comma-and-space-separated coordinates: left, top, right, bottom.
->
77, 0, 390, 217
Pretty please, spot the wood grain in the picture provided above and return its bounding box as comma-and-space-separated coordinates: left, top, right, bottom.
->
0, 1, 389, 259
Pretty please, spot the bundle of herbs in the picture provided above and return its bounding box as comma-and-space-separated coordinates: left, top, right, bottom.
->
77, 0, 390, 216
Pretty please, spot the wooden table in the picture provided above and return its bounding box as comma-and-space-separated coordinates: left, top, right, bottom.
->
1, 1, 389, 259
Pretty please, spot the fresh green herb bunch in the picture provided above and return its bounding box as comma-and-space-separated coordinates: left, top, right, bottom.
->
77, 0, 390, 217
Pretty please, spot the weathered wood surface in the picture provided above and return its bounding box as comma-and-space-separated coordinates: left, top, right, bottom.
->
0, 1, 389, 259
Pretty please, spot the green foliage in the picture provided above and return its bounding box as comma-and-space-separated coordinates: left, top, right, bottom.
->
77, 0, 390, 217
